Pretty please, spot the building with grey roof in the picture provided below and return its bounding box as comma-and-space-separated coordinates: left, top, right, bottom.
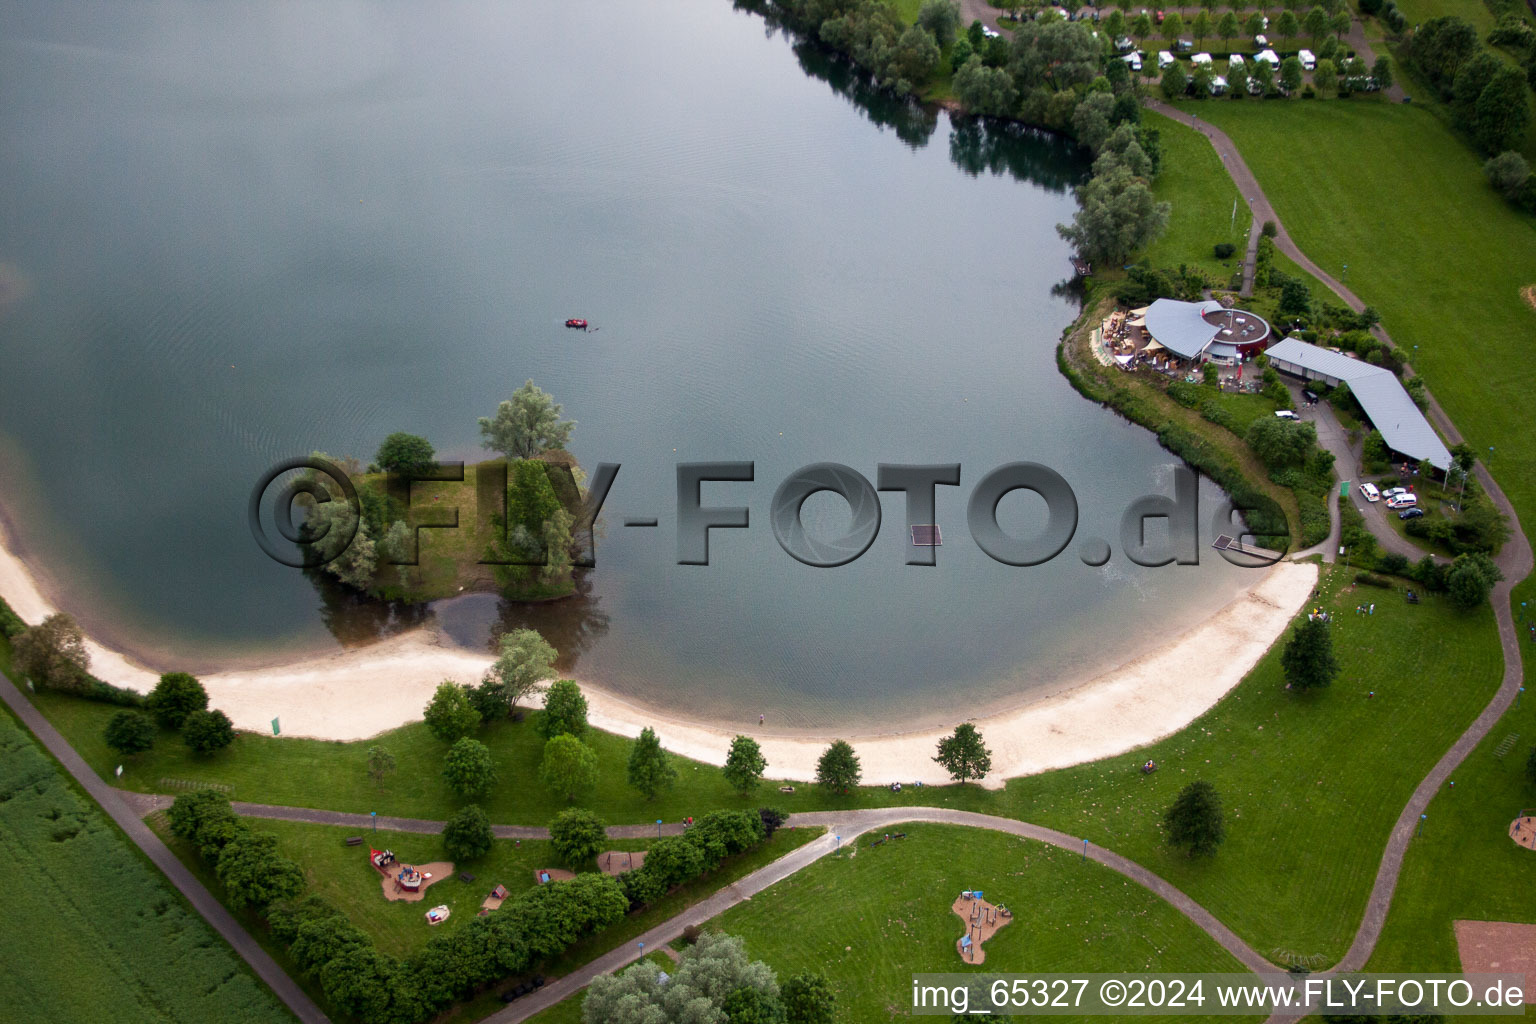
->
1141, 298, 1271, 361
1265, 337, 1451, 470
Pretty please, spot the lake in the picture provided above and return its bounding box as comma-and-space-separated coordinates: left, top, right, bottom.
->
0, 0, 1252, 730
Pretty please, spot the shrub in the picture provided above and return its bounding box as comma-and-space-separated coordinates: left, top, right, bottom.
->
759, 806, 788, 837
0, 594, 24, 638
1377, 552, 1411, 576
536, 679, 588, 739
146, 672, 208, 730
103, 710, 156, 756
182, 709, 236, 755
423, 680, 481, 743
538, 734, 597, 801
1214, 242, 1237, 259
167, 791, 245, 860
442, 736, 497, 798
1262, 220, 1277, 238
1354, 572, 1392, 588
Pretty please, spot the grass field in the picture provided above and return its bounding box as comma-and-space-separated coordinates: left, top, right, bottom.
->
1141, 111, 1252, 281
0, 711, 294, 1024
707, 824, 1262, 1023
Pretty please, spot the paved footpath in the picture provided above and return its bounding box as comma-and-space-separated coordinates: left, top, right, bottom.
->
0, 675, 329, 1024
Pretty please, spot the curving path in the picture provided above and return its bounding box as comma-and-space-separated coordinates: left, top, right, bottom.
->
1136, 88, 1532, 1022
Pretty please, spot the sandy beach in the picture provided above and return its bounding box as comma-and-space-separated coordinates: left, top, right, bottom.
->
0, 518, 1316, 786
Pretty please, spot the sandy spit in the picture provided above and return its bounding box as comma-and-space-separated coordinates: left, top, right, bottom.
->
0, 519, 1316, 787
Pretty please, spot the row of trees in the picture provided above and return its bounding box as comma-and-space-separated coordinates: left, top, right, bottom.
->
1110, 6, 1350, 49
104, 671, 235, 757
1403, 16, 1530, 155
584, 931, 835, 1024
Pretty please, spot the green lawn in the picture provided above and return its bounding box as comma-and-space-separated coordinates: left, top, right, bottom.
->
0, 710, 295, 1024
706, 825, 1261, 1024
1365, 686, 1536, 975
1141, 110, 1251, 281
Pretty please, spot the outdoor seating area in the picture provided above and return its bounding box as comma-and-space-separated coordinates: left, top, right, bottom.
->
952, 890, 1011, 964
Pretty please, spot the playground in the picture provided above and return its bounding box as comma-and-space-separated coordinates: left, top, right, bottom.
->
1507, 813, 1536, 852
533, 867, 575, 886
370, 848, 453, 904
599, 851, 647, 876
951, 891, 1010, 965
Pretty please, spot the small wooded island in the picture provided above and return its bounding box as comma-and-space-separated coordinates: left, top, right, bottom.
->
303, 380, 586, 604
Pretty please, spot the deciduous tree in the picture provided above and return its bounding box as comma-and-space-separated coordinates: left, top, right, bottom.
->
477, 628, 558, 717
374, 432, 436, 478
724, 735, 768, 795
366, 745, 397, 790
442, 803, 494, 861
627, 726, 678, 799
537, 679, 589, 739
13, 612, 89, 692
539, 734, 598, 801
146, 672, 208, 729
934, 723, 993, 783
478, 379, 576, 460
443, 736, 497, 797
217, 830, 305, 909
816, 739, 862, 794
424, 679, 481, 743
183, 708, 235, 754
104, 710, 156, 756
549, 807, 607, 867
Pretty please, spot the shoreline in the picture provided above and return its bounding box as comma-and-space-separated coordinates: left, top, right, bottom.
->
0, 515, 1317, 786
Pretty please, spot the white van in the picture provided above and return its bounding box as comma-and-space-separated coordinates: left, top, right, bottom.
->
1298, 49, 1316, 70
1387, 493, 1418, 510
1123, 52, 1143, 72
1157, 50, 1176, 70
1360, 482, 1380, 503
1256, 49, 1281, 67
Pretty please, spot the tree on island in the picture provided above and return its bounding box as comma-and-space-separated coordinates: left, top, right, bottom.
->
374, 432, 436, 478
13, 612, 90, 692
1164, 780, 1227, 856
146, 672, 208, 729
443, 736, 497, 798
816, 740, 862, 794
366, 745, 396, 791
538, 679, 589, 739
475, 628, 558, 719
628, 726, 678, 800
183, 709, 236, 754
1282, 618, 1338, 691
934, 723, 993, 783
306, 497, 377, 591
724, 735, 768, 796
549, 807, 608, 867
540, 734, 598, 802
479, 380, 576, 460
424, 680, 481, 743
104, 710, 156, 757
442, 804, 494, 862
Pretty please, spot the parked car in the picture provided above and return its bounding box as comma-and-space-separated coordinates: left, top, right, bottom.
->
1174, 38, 1194, 52
1115, 35, 1136, 52
1384, 487, 1408, 498
1275, 410, 1299, 420
1360, 482, 1380, 503
1398, 508, 1426, 520
1303, 389, 1318, 403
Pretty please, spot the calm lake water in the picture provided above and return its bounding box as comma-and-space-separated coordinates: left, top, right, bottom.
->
0, 0, 1252, 729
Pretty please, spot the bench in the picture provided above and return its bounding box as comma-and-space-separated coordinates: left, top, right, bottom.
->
344, 836, 364, 847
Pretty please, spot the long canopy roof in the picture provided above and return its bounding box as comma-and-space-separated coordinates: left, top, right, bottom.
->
1266, 337, 1452, 470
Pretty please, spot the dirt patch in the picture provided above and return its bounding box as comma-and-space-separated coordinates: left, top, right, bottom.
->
1508, 815, 1536, 851
952, 893, 1012, 965
1454, 921, 1536, 1003
533, 867, 575, 886
598, 851, 647, 876
377, 861, 454, 903
1522, 284, 1536, 311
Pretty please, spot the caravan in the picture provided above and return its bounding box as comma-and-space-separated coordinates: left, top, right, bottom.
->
1157, 50, 1176, 70
1298, 49, 1316, 70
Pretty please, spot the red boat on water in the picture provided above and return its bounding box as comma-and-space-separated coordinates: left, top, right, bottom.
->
565, 318, 587, 329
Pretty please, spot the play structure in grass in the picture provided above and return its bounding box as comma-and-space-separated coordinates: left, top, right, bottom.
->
1454, 921, 1536, 1004
952, 890, 1011, 965
479, 884, 509, 915
533, 867, 575, 885
370, 848, 453, 903
1508, 813, 1536, 852
425, 904, 450, 926
599, 851, 647, 876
